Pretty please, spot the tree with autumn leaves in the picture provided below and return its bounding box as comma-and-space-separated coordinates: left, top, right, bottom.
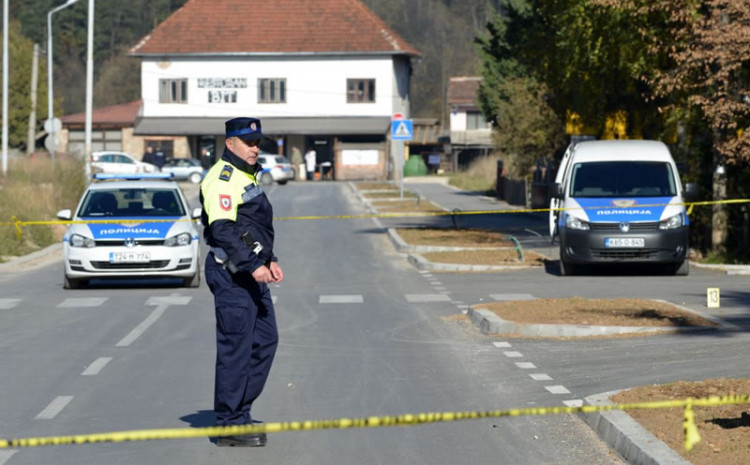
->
478, 0, 750, 257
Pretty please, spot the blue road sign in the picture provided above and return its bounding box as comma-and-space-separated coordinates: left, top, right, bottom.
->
391, 119, 413, 141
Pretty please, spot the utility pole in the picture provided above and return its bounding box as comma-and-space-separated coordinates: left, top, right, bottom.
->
27, 43, 39, 156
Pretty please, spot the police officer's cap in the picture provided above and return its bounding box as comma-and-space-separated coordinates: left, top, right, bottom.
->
225, 117, 265, 142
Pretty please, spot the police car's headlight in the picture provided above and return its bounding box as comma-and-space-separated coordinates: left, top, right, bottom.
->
165, 232, 192, 247
659, 213, 684, 230
70, 234, 95, 248
565, 215, 590, 231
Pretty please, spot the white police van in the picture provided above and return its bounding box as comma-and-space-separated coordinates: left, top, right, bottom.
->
549, 140, 697, 276
57, 173, 202, 289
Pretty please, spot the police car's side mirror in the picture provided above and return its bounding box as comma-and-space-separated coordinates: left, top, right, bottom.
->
57, 209, 72, 220
550, 183, 565, 199
683, 182, 699, 201
191, 207, 202, 219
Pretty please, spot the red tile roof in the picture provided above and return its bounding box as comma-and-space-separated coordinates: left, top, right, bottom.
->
61, 100, 142, 127
130, 0, 419, 57
448, 77, 482, 106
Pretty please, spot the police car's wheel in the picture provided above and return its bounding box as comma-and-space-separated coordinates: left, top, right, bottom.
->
189, 172, 202, 184
63, 274, 84, 289
184, 272, 200, 288
259, 172, 273, 186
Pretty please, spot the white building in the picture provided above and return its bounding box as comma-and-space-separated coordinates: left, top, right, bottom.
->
129, 0, 419, 180
448, 77, 493, 169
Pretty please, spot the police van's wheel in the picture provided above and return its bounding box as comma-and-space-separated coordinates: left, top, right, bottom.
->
189, 172, 203, 184
559, 259, 576, 276
184, 272, 201, 288
673, 259, 689, 276
277, 180, 288, 185
260, 172, 273, 186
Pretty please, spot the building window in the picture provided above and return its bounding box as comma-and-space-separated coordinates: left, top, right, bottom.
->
68, 129, 122, 155
347, 79, 375, 103
258, 78, 286, 103
467, 111, 488, 130
159, 78, 188, 103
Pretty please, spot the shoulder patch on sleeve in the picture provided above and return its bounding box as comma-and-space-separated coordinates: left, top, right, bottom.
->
219, 165, 234, 182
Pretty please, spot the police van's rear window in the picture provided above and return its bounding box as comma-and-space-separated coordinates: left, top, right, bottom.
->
570, 161, 677, 197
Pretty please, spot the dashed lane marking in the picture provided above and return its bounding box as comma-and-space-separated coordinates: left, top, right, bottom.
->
545, 385, 572, 395
81, 357, 113, 376
319, 295, 364, 304
492, 342, 512, 348
145, 295, 191, 306
57, 298, 108, 308
529, 374, 553, 381
563, 400, 584, 407
515, 362, 537, 369
503, 351, 523, 358
116, 306, 167, 347
35, 396, 74, 420
0, 299, 20, 310
405, 294, 451, 303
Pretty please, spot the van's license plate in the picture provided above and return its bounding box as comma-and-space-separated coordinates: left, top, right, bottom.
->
605, 238, 645, 248
110, 252, 151, 263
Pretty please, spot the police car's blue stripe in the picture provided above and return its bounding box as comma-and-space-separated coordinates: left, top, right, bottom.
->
85, 219, 179, 239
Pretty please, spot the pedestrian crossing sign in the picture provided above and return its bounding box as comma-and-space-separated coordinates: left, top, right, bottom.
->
391, 119, 413, 141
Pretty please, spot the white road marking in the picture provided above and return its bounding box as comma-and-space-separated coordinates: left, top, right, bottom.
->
492, 341, 512, 348
451, 300, 464, 305
57, 297, 108, 308
116, 306, 167, 347
515, 362, 537, 369
81, 357, 113, 376
456, 304, 469, 310
434, 286, 448, 292
563, 399, 583, 407
319, 295, 364, 304
530, 373, 553, 381
146, 295, 191, 306
0, 451, 17, 465
489, 294, 535, 301
545, 385, 571, 394
503, 351, 523, 358
35, 396, 74, 419
428, 280, 442, 286
0, 299, 20, 310
405, 294, 451, 303
272, 296, 278, 304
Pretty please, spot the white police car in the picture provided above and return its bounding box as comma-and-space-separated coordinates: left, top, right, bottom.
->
57, 173, 202, 289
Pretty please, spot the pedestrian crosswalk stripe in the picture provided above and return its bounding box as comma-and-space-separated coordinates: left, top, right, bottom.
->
516, 362, 537, 369
319, 295, 364, 304
545, 385, 571, 394
405, 294, 451, 303
530, 373, 553, 381
57, 298, 108, 308
0, 299, 20, 310
146, 295, 191, 306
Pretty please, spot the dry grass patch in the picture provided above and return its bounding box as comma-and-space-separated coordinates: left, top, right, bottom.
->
370, 199, 444, 213
612, 378, 750, 465
479, 297, 718, 327
422, 249, 546, 266
356, 182, 397, 190
363, 191, 418, 199
397, 227, 513, 247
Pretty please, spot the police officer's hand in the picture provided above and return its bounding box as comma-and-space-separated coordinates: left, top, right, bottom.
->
269, 262, 284, 283
252, 266, 274, 283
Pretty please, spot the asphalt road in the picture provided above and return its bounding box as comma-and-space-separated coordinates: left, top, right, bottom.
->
0, 179, 747, 464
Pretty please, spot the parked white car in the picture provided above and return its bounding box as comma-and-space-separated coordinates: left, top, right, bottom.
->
91, 151, 158, 174
257, 153, 295, 185
161, 157, 204, 184
57, 173, 201, 289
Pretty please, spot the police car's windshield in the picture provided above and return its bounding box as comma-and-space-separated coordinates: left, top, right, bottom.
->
79, 188, 185, 217
570, 161, 677, 198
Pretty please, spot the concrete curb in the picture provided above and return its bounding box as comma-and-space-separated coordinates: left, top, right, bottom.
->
407, 253, 539, 273
582, 391, 692, 465
691, 262, 750, 276
0, 243, 62, 272
466, 307, 676, 337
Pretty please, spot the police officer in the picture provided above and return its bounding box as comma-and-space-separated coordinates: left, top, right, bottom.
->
200, 117, 284, 447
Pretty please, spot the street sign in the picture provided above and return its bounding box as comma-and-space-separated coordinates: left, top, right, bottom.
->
44, 134, 60, 152
391, 119, 413, 141
44, 117, 62, 133
392, 112, 405, 120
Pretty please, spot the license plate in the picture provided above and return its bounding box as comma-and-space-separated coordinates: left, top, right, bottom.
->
110, 252, 151, 263
605, 237, 645, 248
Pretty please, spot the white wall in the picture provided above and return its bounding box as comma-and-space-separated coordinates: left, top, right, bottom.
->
141, 55, 403, 119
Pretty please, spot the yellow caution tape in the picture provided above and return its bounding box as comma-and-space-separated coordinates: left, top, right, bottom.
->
0, 394, 747, 451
